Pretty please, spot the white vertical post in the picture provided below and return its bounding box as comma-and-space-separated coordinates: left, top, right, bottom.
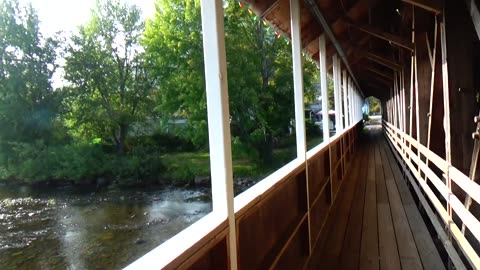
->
393, 75, 402, 130
348, 78, 353, 125
353, 85, 356, 122
346, 77, 351, 127
290, 0, 306, 159
352, 88, 356, 122
342, 70, 348, 129
409, 7, 415, 137
351, 86, 355, 122
441, 14, 453, 234
440, 19, 451, 163
319, 35, 329, 141
333, 55, 342, 133
392, 88, 396, 126
199, 0, 237, 268
337, 63, 344, 130
402, 70, 407, 132
290, 0, 312, 254
393, 74, 397, 127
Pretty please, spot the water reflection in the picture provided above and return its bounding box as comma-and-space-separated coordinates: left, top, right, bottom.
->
0, 185, 212, 269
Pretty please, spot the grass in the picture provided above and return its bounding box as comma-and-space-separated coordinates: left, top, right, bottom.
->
160, 134, 324, 183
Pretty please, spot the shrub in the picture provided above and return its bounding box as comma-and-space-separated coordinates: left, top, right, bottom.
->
305, 119, 321, 137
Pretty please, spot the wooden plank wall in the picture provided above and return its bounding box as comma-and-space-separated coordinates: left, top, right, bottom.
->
164, 123, 362, 269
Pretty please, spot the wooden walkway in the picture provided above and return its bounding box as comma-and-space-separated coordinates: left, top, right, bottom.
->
307, 127, 445, 270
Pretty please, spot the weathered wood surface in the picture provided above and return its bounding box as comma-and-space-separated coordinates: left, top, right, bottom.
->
308, 126, 444, 270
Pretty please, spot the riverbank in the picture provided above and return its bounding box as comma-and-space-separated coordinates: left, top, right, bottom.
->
1, 135, 323, 188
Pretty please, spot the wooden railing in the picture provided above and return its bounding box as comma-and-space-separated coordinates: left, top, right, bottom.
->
126, 122, 361, 269
384, 120, 480, 269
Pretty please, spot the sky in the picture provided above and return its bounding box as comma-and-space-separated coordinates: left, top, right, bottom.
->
18, 0, 156, 36
13, 0, 156, 88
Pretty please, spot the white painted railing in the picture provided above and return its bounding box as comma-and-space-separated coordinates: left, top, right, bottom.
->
384, 120, 480, 269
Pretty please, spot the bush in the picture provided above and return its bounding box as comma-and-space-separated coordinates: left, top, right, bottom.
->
129, 132, 196, 152
305, 119, 321, 137
363, 113, 369, 122
0, 141, 165, 185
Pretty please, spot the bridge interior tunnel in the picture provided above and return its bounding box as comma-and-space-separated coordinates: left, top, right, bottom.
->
248, 0, 480, 268
249, 0, 480, 197
126, 1, 480, 269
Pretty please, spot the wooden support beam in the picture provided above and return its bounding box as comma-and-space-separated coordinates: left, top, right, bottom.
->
401, 0, 442, 14
199, 0, 237, 269
249, 0, 280, 18
326, 36, 370, 70
319, 35, 330, 143
260, 0, 281, 18
365, 52, 403, 71
347, 23, 415, 51
464, 0, 480, 39
333, 55, 342, 132
365, 66, 394, 81
304, 0, 379, 51
290, 0, 307, 160
358, 70, 393, 86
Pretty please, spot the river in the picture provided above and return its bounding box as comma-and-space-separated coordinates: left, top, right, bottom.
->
0, 184, 212, 269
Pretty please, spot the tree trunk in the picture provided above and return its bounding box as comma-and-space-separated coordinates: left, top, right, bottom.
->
258, 20, 274, 166
116, 123, 128, 154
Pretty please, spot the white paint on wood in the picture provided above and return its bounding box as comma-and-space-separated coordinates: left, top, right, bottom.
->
290, 0, 307, 160
199, 0, 237, 268
342, 70, 348, 129
319, 35, 330, 139
333, 55, 342, 133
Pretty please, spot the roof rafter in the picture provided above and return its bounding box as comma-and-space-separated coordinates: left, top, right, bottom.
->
362, 51, 403, 71
347, 23, 415, 51
401, 0, 442, 14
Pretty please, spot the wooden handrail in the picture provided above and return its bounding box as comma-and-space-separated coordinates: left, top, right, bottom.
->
383, 120, 480, 268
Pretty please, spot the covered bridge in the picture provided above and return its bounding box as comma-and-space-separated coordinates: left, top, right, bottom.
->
126, 0, 480, 269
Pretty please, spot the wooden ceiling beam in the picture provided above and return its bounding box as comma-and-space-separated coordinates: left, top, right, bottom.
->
401, 0, 442, 14
363, 52, 403, 71
362, 81, 389, 98
259, 0, 282, 18
365, 66, 394, 81
357, 70, 393, 86
347, 23, 415, 51
302, 20, 323, 49
304, 0, 379, 51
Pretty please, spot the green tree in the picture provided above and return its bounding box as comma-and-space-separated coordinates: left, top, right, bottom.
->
224, 3, 318, 163
64, 0, 154, 153
367, 96, 381, 114
144, 0, 318, 164
0, 0, 61, 143
143, 0, 207, 146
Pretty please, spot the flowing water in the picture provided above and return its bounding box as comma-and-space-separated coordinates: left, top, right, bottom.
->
0, 184, 212, 269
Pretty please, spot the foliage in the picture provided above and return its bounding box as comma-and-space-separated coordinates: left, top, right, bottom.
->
363, 112, 369, 122
0, 0, 63, 144
305, 119, 321, 137
0, 141, 165, 185
366, 96, 381, 114
0, 0, 327, 185
64, 0, 154, 153
143, 0, 207, 146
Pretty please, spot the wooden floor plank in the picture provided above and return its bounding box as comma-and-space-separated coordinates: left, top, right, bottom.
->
379, 142, 423, 270
360, 140, 379, 270
338, 145, 370, 270
375, 144, 401, 270
318, 146, 367, 270
308, 127, 444, 270
306, 144, 364, 270
382, 139, 445, 270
